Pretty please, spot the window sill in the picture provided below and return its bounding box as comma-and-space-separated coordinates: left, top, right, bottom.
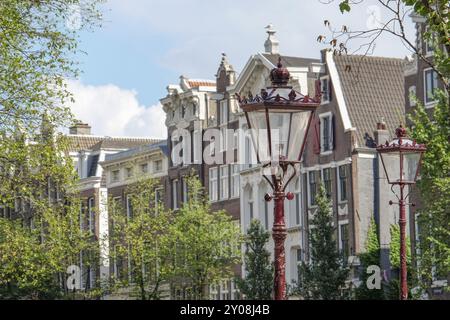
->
425, 101, 437, 109
320, 150, 333, 156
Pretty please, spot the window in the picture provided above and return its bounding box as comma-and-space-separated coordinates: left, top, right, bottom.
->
111, 170, 120, 182
155, 189, 162, 209
220, 127, 228, 152
230, 164, 240, 198
141, 163, 149, 174
338, 165, 348, 202
248, 189, 254, 223
126, 195, 133, 220
88, 197, 95, 232
126, 167, 133, 178
424, 26, 435, 55
193, 103, 198, 117
424, 68, 438, 104
219, 165, 229, 200
209, 168, 218, 201
321, 76, 331, 103
297, 248, 302, 264
309, 171, 318, 206
323, 168, 332, 199
409, 86, 417, 107
172, 180, 179, 209
220, 100, 228, 125
320, 114, 333, 153
340, 223, 350, 265
264, 198, 269, 230
154, 160, 162, 172
181, 105, 186, 118
182, 178, 188, 203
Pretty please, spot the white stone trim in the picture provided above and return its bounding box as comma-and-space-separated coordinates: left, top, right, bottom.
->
325, 50, 352, 131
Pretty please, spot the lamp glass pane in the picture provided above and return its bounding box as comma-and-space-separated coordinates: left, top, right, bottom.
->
402, 152, 421, 183
246, 110, 270, 162
380, 151, 401, 183
268, 109, 311, 162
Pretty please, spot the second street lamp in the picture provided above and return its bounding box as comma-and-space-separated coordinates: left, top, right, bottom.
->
377, 125, 426, 300
236, 58, 321, 300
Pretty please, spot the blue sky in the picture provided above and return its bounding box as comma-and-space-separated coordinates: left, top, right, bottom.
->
69, 0, 415, 138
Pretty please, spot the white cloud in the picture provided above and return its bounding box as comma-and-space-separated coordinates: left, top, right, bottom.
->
67, 80, 167, 138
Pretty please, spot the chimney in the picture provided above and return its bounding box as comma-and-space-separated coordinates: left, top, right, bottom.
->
70, 122, 91, 135
374, 118, 389, 145
264, 24, 279, 54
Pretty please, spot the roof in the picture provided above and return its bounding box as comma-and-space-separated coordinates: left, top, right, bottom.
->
262, 53, 319, 68
66, 135, 161, 152
333, 54, 405, 147
103, 140, 168, 163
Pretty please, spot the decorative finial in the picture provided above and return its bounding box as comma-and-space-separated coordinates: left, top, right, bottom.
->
395, 125, 407, 138
264, 24, 279, 54
270, 57, 290, 87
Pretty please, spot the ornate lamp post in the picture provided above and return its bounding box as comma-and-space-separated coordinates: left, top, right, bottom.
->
376, 125, 426, 300
236, 59, 320, 300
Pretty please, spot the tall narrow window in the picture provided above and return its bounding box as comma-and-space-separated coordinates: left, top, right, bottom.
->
219, 165, 229, 200
424, 68, 438, 104
340, 223, 350, 265
182, 178, 188, 203
126, 195, 133, 220
339, 165, 348, 202
321, 76, 331, 103
320, 114, 333, 153
220, 100, 228, 125
230, 164, 240, 198
309, 171, 318, 206
295, 178, 301, 226
323, 168, 332, 199
88, 197, 95, 232
172, 180, 179, 210
209, 168, 218, 201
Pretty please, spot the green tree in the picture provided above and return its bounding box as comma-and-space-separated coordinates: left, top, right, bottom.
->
385, 224, 418, 299
296, 184, 349, 300
355, 216, 384, 300
108, 178, 172, 300
168, 174, 242, 300
236, 219, 273, 300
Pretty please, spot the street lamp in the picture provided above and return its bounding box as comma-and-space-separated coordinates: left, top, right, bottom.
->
376, 125, 426, 300
236, 58, 320, 300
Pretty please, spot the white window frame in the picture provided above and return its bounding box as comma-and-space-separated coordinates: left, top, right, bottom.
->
172, 179, 179, 210
320, 76, 331, 104
424, 25, 435, 57
219, 165, 229, 200
423, 67, 438, 106
220, 126, 228, 152
209, 168, 218, 202
230, 164, 240, 198
319, 112, 333, 155
294, 177, 301, 227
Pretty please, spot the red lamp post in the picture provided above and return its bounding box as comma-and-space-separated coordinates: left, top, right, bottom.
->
377, 125, 426, 300
237, 59, 320, 300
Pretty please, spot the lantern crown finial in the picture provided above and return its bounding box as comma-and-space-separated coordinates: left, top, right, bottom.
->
395, 125, 407, 138
270, 57, 290, 87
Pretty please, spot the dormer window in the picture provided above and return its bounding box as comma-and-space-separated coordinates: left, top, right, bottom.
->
320, 76, 331, 103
